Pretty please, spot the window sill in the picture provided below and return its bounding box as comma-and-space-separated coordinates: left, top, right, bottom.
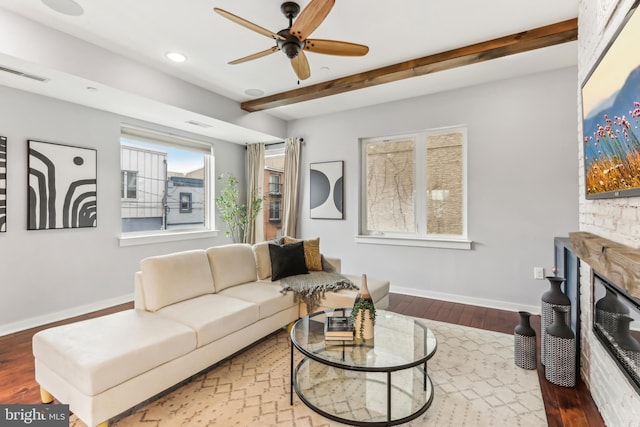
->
119, 229, 218, 247
354, 235, 472, 250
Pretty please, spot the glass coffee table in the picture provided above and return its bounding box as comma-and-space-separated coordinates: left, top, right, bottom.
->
290, 308, 437, 426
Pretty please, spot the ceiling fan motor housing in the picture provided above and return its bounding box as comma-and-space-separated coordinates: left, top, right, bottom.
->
277, 29, 304, 58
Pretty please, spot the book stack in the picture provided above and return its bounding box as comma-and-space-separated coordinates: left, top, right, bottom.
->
324, 316, 354, 341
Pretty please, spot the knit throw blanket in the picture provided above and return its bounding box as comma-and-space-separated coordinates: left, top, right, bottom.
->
280, 271, 357, 314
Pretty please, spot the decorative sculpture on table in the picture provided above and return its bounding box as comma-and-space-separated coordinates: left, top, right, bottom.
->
351, 274, 375, 343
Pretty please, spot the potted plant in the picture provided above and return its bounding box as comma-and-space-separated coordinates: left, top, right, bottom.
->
215, 173, 263, 243
351, 299, 376, 342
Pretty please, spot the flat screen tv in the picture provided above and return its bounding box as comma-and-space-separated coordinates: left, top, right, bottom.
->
582, 0, 640, 199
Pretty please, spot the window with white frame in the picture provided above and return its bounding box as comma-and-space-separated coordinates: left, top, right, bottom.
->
360, 126, 467, 244
119, 125, 213, 236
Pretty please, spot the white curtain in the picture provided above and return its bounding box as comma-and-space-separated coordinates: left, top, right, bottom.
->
282, 137, 302, 238
245, 143, 265, 244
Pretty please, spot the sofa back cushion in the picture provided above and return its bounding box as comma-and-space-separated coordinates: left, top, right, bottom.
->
283, 236, 323, 271
253, 241, 273, 279
207, 244, 258, 292
140, 250, 215, 312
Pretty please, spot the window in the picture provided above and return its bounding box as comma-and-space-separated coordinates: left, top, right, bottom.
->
263, 146, 285, 240
359, 126, 468, 248
121, 170, 137, 199
179, 192, 192, 213
119, 125, 214, 243
269, 199, 281, 221
269, 173, 281, 194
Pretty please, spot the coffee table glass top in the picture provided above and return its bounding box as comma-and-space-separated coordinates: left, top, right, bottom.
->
291, 308, 437, 370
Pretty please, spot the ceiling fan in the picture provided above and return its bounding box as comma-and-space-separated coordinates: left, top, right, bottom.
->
214, 0, 369, 81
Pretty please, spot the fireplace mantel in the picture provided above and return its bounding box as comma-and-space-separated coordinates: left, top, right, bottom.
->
569, 232, 640, 300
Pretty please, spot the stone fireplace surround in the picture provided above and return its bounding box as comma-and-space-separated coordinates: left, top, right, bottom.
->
570, 232, 640, 425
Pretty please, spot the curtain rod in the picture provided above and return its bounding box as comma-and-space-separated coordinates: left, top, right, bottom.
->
244, 138, 304, 149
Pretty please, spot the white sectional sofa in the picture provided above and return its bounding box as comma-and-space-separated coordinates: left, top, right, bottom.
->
32, 242, 389, 427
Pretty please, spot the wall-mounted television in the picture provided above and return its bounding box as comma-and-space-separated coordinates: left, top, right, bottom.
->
582, 0, 640, 199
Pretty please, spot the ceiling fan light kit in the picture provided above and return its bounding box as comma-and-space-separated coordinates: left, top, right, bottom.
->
214, 0, 368, 81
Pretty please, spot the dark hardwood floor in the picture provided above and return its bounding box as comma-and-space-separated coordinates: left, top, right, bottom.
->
0, 294, 605, 426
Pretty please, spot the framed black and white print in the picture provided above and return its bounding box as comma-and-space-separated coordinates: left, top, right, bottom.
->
0, 136, 6, 232
310, 160, 344, 219
28, 140, 97, 230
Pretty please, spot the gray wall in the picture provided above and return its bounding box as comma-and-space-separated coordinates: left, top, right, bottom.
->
288, 67, 580, 311
0, 85, 244, 333
0, 66, 579, 332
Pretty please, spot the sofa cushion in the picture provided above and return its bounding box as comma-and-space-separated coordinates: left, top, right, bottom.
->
219, 281, 296, 319
283, 236, 323, 271
140, 250, 215, 312
269, 242, 308, 281
156, 294, 259, 347
253, 241, 272, 280
207, 244, 258, 292
32, 310, 196, 396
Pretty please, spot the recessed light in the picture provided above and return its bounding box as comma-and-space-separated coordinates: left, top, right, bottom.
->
41, 0, 84, 16
165, 52, 187, 63
244, 88, 264, 97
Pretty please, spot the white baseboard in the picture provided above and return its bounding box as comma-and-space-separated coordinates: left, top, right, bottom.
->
390, 286, 540, 315
0, 294, 134, 337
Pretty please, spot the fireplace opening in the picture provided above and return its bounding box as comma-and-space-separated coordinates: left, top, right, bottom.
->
592, 272, 640, 394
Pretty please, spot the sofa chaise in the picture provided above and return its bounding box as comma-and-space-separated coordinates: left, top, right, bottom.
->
32, 241, 390, 427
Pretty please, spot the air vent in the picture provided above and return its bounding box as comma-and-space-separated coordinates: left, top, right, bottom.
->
185, 120, 213, 128
0, 65, 49, 82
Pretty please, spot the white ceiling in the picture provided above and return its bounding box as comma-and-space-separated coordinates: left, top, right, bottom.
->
0, 0, 578, 140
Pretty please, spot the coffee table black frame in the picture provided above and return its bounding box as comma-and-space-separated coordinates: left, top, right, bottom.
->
289, 308, 437, 426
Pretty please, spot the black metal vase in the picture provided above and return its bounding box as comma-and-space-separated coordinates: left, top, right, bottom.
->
514, 311, 536, 370
545, 305, 576, 387
541, 276, 570, 366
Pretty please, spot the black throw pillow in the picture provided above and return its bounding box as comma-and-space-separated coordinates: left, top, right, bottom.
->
269, 241, 309, 281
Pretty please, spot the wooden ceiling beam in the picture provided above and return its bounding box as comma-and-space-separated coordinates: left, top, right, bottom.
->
241, 18, 577, 112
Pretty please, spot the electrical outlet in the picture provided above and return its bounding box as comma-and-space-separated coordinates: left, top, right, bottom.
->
534, 267, 545, 280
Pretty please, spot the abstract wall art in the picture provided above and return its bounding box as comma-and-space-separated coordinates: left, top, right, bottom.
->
310, 160, 343, 219
0, 136, 6, 232
28, 140, 97, 230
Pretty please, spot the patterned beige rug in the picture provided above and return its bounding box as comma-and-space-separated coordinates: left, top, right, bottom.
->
70, 319, 547, 427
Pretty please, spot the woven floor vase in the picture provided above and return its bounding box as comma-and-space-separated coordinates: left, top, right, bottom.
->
514, 311, 537, 370
541, 276, 570, 366
545, 305, 576, 387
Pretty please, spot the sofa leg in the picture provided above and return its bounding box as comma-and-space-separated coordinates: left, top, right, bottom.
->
96, 421, 109, 427
39, 387, 54, 404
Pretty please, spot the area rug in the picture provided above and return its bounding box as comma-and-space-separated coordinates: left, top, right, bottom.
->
70, 319, 547, 427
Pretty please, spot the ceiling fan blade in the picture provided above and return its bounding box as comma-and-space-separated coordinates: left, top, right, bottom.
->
305, 39, 369, 56
290, 50, 311, 80
214, 8, 285, 40
289, 0, 335, 41
228, 46, 280, 64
